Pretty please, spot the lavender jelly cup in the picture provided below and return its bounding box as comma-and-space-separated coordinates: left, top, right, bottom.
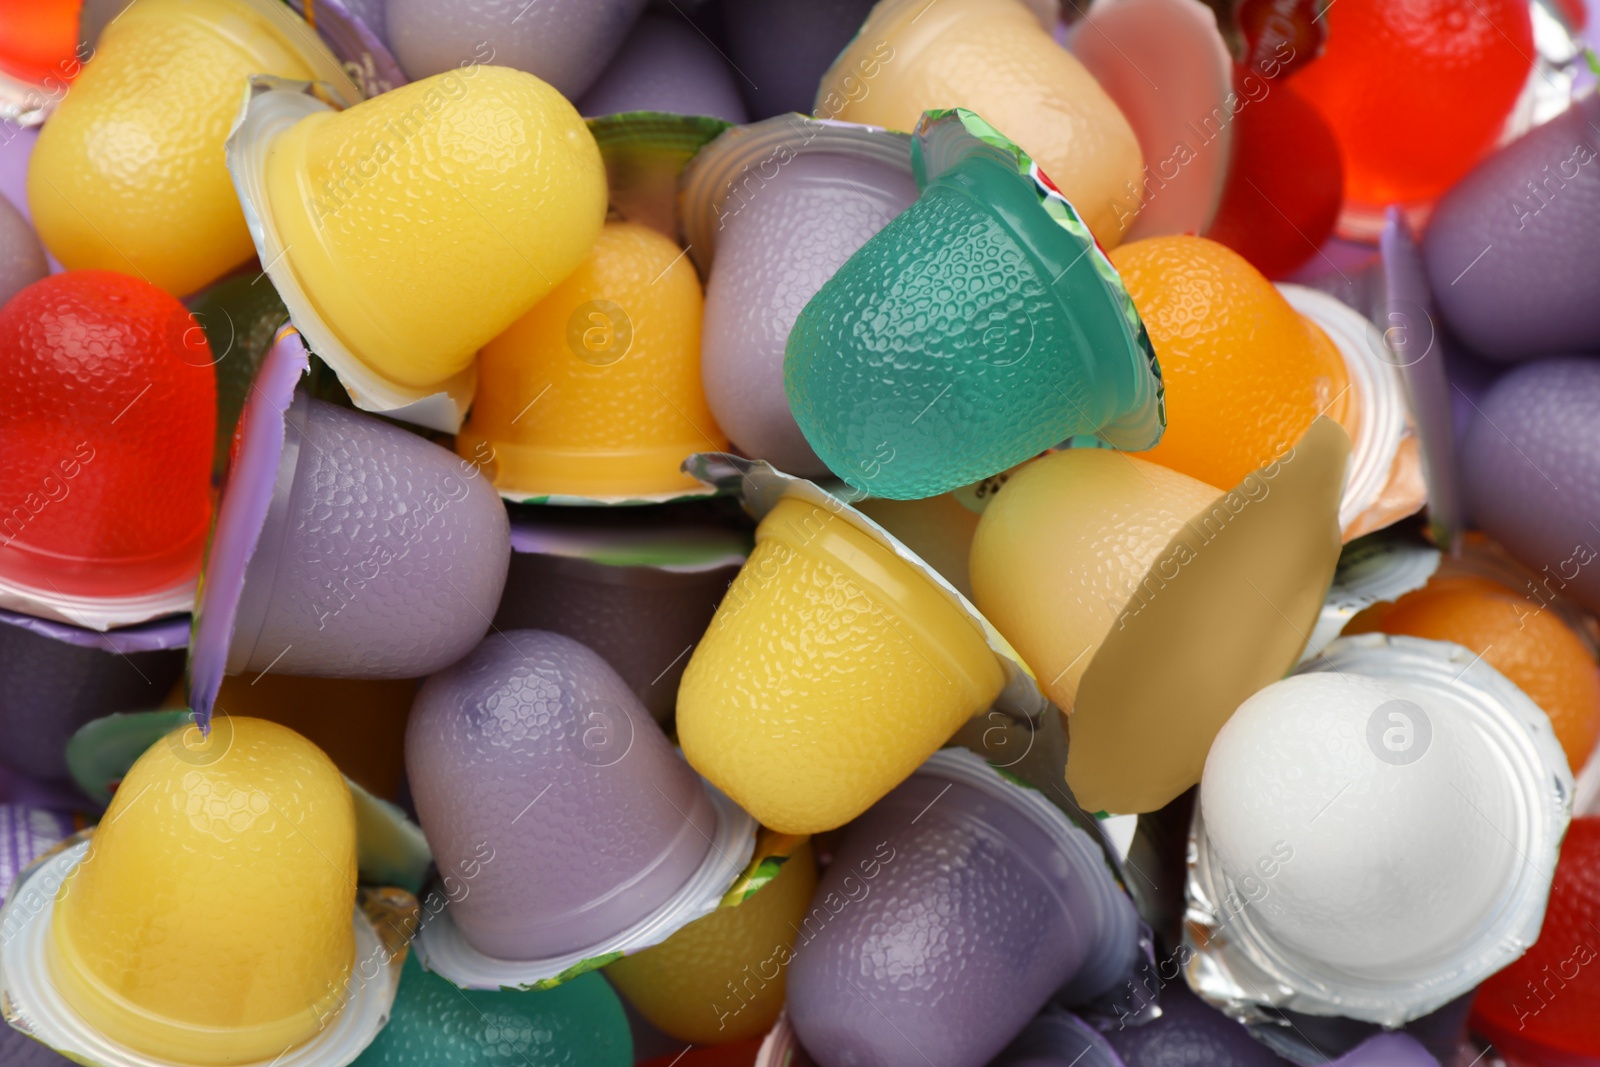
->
720, 0, 879, 120
579, 13, 746, 123
681, 116, 917, 477
1103, 983, 1284, 1067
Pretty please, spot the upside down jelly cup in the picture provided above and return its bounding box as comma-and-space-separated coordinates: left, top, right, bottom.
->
816, 0, 1144, 247
784, 109, 1164, 500
227, 67, 605, 432
456, 221, 727, 502
27, 0, 357, 297
579, 13, 746, 123
787, 749, 1142, 1067
681, 116, 918, 478
408, 630, 756, 987
1188, 633, 1573, 1024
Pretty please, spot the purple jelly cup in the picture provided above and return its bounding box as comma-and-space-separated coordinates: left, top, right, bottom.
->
992, 1010, 1125, 1067
681, 115, 918, 477
1103, 983, 1284, 1067
579, 13, 747, 123
720, 0, 880, 120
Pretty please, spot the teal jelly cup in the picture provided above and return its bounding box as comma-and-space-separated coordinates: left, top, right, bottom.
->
784, 109, 1163, 499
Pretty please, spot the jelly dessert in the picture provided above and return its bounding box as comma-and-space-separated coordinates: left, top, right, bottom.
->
579, 13, 746, 122
1104, 984, 1284, 1067
0, 0, 79, 86
720, 0, 878, 120
0, 192, 46, 308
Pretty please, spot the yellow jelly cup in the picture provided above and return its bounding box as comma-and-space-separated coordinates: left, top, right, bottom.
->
678, 494, 1007, 834
816, 0, 1144, 248
28, 0, 357, 297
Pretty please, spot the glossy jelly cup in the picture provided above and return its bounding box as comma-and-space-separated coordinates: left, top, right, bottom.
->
579, 13, 746, 123
816, 0, 1143, 247
27, 0, 357, 296
227, 67, 605, 430
786, 748, 1142, 1067
721, 0, 879, 120
784, 109, 1163, 499
681, 116, 918, 478
1189, 633, 1573, 1024
991, 1011, 1123, 1067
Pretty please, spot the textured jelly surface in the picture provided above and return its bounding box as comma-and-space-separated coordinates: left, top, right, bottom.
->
1423, 94, 1600, 360
721, 0, 880, 119
578, 13, 746, 122
1460, 359, 1600, 616
971, 449, 1220, 710
788, 777, 1095, 1067
406, 631, 717, 959
0, 271, 215, 596
1103, 982, 1284, 1067
1110, 235, 1349, 490
242, 398, 508, 677
0, 193, 47, 308
1473, 817, 1600, 1056
28, 0, 312, 295
351, 955, 631, 1066
704, 153, 916, 478
459, 222, 725, 497
1292, 0, 1532, 207
386, 0, 645, 97
607, 842, 818, 1044
52, 718, 356, 1063
267, 67, 605, 389
1202, 673, 1515, 974
1346, 575, 1600, 771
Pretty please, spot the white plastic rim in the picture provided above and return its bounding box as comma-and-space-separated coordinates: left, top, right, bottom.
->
413, 780, 757, 990
0, 840, 398, 1067
1278, 284, 1409, 534
0, 575, 194, 633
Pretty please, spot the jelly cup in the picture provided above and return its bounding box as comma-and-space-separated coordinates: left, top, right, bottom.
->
970, 417, 1349, 814
816, 0, 1144, 247
1189, 633, 1573, 1025
0, 0, 79, 92
784, 109, 1164, 499
187, 273, 290, 482
681, 115, 918, 478
1298, 527, 1443, 665
720, 0, 879, 120
0, 272, 215, 627
579, 13, 746, 123
385, 0, 645, 98
787, 749, 1142, 1067
455, 220, 727, 502
0, 610, 185, 781
992, 1011, 1123, 1067
1102, 984, 1285, 1067
495, 503, 751, 722
187, 329, 509, 726
407, 630, 756, 986
226, 68, 605, 432
27, 0, 358, 297
0, 191, 45, 307
283, 0, 408, 99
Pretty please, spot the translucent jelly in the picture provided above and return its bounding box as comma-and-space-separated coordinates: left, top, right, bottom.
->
28, 0, 318, 295
263, 66, 605, 393
677, 497, 1005, 833
0, 272, 215, 598
50, 717, 356, 1064
0, 0, 79, 85
456, 221, 726, 499
606, 842, 818, 1044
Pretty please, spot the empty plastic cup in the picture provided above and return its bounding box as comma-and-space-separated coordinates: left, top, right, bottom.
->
406, 630, 718, 959
677, 495, 1006, 833
456, 221, 726, 500
683, 117, 918, 478
27, 0, 351, 296
720, 0, 878, 120
0, 191, 45, 308
785, 110, 1163, 499
49, 717, 357, 1063
579, 13, 746, 122
816, 0, 1144, 247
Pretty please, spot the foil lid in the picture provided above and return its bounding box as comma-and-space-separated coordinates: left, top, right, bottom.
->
285, 0, 406, 99
1298, 529, 1442, 664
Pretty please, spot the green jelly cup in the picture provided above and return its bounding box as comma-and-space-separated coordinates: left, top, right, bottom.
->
784, 108, 1163, 500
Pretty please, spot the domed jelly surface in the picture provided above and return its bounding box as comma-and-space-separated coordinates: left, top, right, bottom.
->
607, 842, 818, 1045
1423, 94, 1600, 361
385, 0, 644, 97
1459, 359, 1600, 617
721, 0, 878, 119
677, 497, 1004, 834
456, 221, 726, 498
816, 0, 1143, 248
50, 717, 357, 1064
406, 630, 718, 960
230, 396, 509, 678
1102, 982, 1283, 1067
0, 193, 47, 308
1292, 0, 1533, 209
1201, 672, 1517, 975
263, 66, 606, 392
703, 151, 916, 478
351, 954, 632, 1067
579, 13, 746, 122
0, 271, 215, 598
787, 775, 1122, 1067
28, 0, 316, 296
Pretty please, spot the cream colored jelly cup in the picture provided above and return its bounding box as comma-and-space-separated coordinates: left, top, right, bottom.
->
815, 0, 1144, 248
227, 68, 606, 431
27, 0, 357, 297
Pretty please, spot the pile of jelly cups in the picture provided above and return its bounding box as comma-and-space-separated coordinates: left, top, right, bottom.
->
0, 1, 1596, 1066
